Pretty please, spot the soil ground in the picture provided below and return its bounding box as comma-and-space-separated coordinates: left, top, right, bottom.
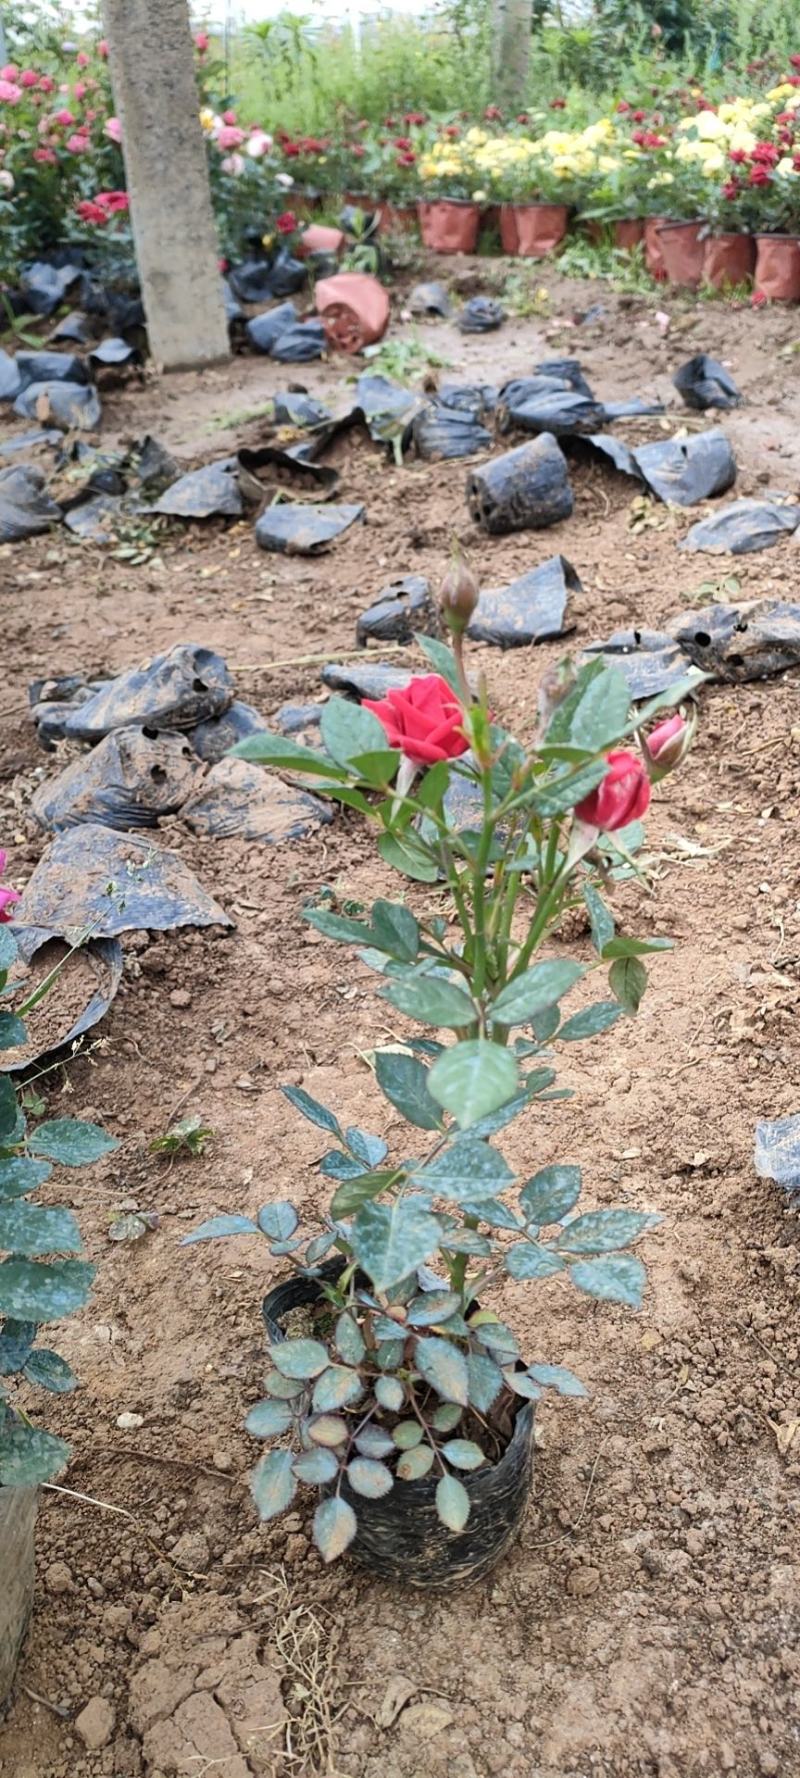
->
1, 259, 800, 1778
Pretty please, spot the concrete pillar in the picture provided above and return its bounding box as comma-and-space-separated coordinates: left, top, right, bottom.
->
102, 0, 229, 369
491, 0, 532, 111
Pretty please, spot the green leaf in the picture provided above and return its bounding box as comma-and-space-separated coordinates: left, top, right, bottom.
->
466, 1351, 504, 1414
0, 1421, 71, 1487
313, 1495, 357, 1563
412, 1140, 515, 1203
583, 883, 614, 956
533, 759, 607, 818
293, 1447, 340, 1484
349, 748, 400, 788
528, 1363, 587, 1398
305, 1232, 337, 1267
250, 1448, 296, 1521
429, 1040, 519, 1130
392, 1420, 424, 1450
555, 1209, 660, 1254
335, 1311, 366, 1366
182, 1214, 258, 1244
0, 1012, 26, 1049
439, 1227, 491, 1256
505, 1241, 567, 1280
463, 1090, 536, 1139
570, 1253, 646, 1308
347, 1457, 394, 1498
271, 1337, 330, 1380
321, 696, 390, 769
0, 1257, 94, 1322
257, 1201, 299, 1241
354, 1425, 395, 1459
0, 1320, 35, 1373
406, 1290, 461, 1327
281, 1085, 343, 1140
303, 907, 373, 946
415, 759, 451, 811
415, 1335, 469, 1406
312, 1365, 364, 1412
0, 928, 17, 972
0, 1076, 24, 1145
321, 1149, 369, 1181
232, 730, 348, 777
330, 1168, 399, 1219
29, 1119, 118, 1167
471, 1317, 519, 1357
374, 1376, 405, 1412
375, 1050, 442, 1131
0, 1202, 81, 1256
609, 955, 647, 1013
441, 1438, 485, 1470
505, 1370, 542, 1401
345, 1127, 388, 1169
491, 961, 585, 1027
245, 1399, 294, 1439
413, 632, 462, 694
559, 1002, 624, 1042
546, 660, 630, 751
396, 1443, 435, 1480
370, 900, 420, 962
431, 1402, 462, 1432
520, 1163, 581, 1226
264, 1371, 307, 1400
378, 830, 439, 884
435, 1473, 470, 1532
602, 937, 673, 959
351, 1198, 441, 1291
382, 974, 476, 1030
460, 1196, 521, 1231
308, 1414, 349, 1446
0, 1158, 51, 1201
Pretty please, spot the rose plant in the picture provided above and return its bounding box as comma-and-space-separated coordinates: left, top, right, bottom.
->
185, 572, 700, 1572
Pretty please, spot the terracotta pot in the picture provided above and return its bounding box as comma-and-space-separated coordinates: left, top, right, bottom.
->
499, 202, 569, 257
297, 223, 345, 260
315, 270, 390, 353
657, 220, 707, 290
703, 232, 755, 291
614, 218, 645, 250
754, 233, 800, 302
375, 200, 417, 235
644, 215, 669, 280
417, 200, 480, 254
343, 192, 372, 211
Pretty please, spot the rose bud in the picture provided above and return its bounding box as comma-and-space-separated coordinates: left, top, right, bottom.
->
575, 750, 650, 832
439, 546, 479, 636
643, 709, 695, 779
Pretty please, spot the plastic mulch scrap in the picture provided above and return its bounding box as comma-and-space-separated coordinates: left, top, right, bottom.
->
632, 430, 736, 506
673, 355, 742, 412
667, 599, 800, 681
412, 403, 492, 461
458, 297, 505, 333
581, 629, 693, 699
31, 726, 200, 833
153, 459, 245, 519
13, 380, 101, 431
181, 757, 334, 843
190, 702, 269, 763
357, 575, 436, 646
467, 555, 580, 648
0, 464, 62, 542
60, 644, 233, 742
467, 434, 574, 534
679, 499, 800, 555
255, 501, 365, 554
754, 1115, 800, 1196
15, 824, 233, 941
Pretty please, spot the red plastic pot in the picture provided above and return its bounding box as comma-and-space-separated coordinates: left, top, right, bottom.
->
657, 220, 707, 290
703, 232, 755, 291
499, 202, 569, 257
614, 218, 645, 250
314, 271, 390, 353
297, 223, 345, 259
417, 200, 480, 254
375, 200, 417, 235
644, 215, 668, 281
754, 234, 800, 302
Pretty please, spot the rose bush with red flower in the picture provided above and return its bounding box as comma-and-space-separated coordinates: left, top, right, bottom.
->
363, 674, 469, 766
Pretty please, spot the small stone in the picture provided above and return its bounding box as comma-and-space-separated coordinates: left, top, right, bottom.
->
212, 1448, 233, 1472
171, 1531, 210, 1573
565, 1565, 601, 1598
759, 1753, 779, 1776
169, 988, 192, 1008
75, 1696, 116, 1751
45, 1560, 74, 1595
116, 1411, 144, 1431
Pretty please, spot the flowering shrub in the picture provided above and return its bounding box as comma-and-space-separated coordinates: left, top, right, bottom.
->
186, 570, 699, 1562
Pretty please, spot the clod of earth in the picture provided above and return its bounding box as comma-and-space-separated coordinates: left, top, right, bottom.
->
673, 354, 742, 412
15, 824, 233, 942
467, 555, 580, 649
679, 498, 800, 554
631, 430, 736, 506
180, 757, 335, 843
467, 434, 574, 534
754, 1115, 800, 1196
413, 403, 493, 461
31, 726, 200, 834
667, 598, 800, 681
55, 644, 233, 742
458, 296, 505, 333
581, 629, 692, 698
357, 574, 438, 647
0, 464, 62, 542
255, 501, 365, 555
13, 379, 101, 431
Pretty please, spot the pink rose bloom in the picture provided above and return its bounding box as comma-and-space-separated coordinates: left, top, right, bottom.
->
246, 129, 272, 158
59, 82, 69, 93
0, 81, 22, 104
0, 850, 19, 924
76, 50, 90, 67
85, 107, 97, 120
222, 108, 237, 125
195, 31, 210, 52
33, 146, 57, 164
74, 80, 87, 98
221, 152, 244, 176
216, 123, 245, 150
66, 131, 89, 152
38, 75, 56, 92
97, 39, 109, 57
54, 106, 75, 125
104, 116, 122, 143
0, 65, 18, 81
20, 70, 39, 87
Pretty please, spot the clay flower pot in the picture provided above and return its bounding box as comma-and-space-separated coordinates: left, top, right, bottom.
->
499, 202, 569, 257
417, 200, 480, 254
297, 223, 345, 259
375, 200, 417, 235
644, 215, 669, 280
614, 218, 645, 250
754, 234, 800, 302
703, 232, 755, 291
657, 220, 707, 290
315, 271, 390, 353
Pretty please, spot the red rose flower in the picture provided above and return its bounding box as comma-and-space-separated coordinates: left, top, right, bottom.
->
550, 97, 567, 110
722, 179, 740, 199
484, 105, 502, 120
444, 124, 460, 138
0, 848, 18, 924
752, 141, 779, 163
195, 31, 209, 53
616, 101, 630, 113
752, 289, 767, 307
729, 148, 747, 164
393, 136, 412, 149
790, 53, 800, 67
633, 108, 646, 121
276, 210, 297, 234
397, 152, 416, 167
363, 674, 468, 766
749, 165, 772, 186
575, 751, 650, 831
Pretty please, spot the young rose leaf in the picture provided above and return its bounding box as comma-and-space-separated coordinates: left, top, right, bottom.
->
0, 1319, 36, 1374
602, 936, 673, 959
257, 1201, 298, 1241
505, 1241, 567, 1281
397, 1443, 435, 1481
308, 1414, 350, 1446
0, 1422, 71, 1488
370, 900, 420, 963
305, 1232, 337, 1267
375, 1049, 443, 1132
431, 1401, 463, 1432
345, 1127, 388, 1169
281, 1085, 343, 1140
466, 1351, 504, 1414
429, 1040, 519, 1130
331, 1169, 401, 1219
411, 1140, 515, 1202
347, 1457, 394, 1498
245, 1399, 294, 1439
271, 1337, 330, 1380
375, 1338, 405, 1369
406, 1290, 462, 1327
313, 1495, 357, 1563
413, 631, 462, 694
232, 730, 348, 777
378, 830, 439, 884
28, 1119, 118, 1166
471, 1318, 519, 1357
609, 956, 647, 1013
0, 1013, 27, 1050
459, 1197, 522, 1231
0, 1158, 52, 1201
381, 974, 477, 1030
570, 1253, 647, 1308
546, 660, 630, 752
532, 759, 607, 818
0, 928, 17, 971
435, 1473, 470, 1533
293, 1447, 340, 1484
182, 1213, 259, 1245
264, 1370, 307, 1400
554, 1210, 661, 1255
392, 1420, 424, 1450
0, 1258, 94, 1323
354, 1425, 395, 1459
438, 1227, 491, 1256
415, 1335, 469, 1406
22, 1348, 76, 1393
528, 1363, 588, 1397
491, 961, 585, 1028
441, 1438, 485, 1471
582, 882, 615, 955
0, 1076, 23, 1145
520, 1164, 582, 1227
351, 1198, 441, 1292
0, 1202, 82, 1257
250, 1448, 296, 1521
312, 1365, 364, 1413
504, 1370, 542, 1400
335, 1311, 366, 1366
303, 907, 373, 945
375, 1375, 405, 1412
320, 1150, 365, 1180
320, 696, 389, 768
558, 1002, 624, 1042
